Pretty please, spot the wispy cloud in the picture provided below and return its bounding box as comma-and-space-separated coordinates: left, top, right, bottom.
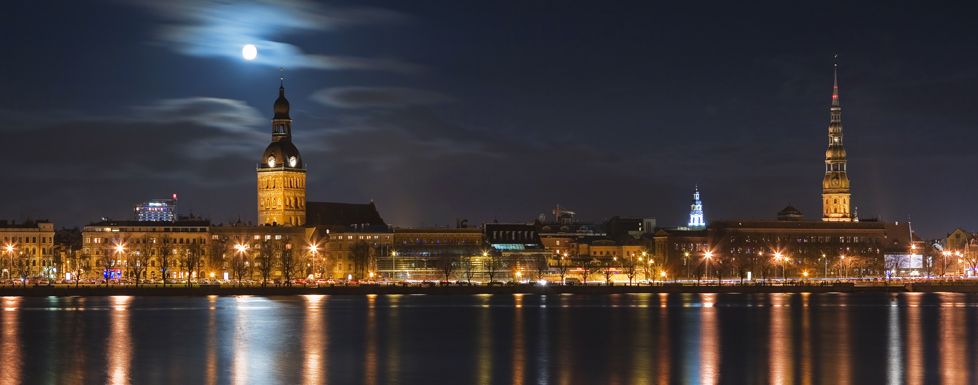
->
310, 87, 453, 109
122, 0, 418, 72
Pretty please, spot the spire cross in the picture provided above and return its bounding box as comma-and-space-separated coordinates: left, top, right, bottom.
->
279, 67, 286, 87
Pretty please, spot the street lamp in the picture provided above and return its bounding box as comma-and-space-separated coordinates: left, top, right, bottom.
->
390, 250, 399, 281
113, 242, 126, 284
774, 251, 786, 284
704, 251, 714, 285
684, 251, 691, 279
839, 255, 847, 279
307, 242, 320, 279
3, 243, 15, 280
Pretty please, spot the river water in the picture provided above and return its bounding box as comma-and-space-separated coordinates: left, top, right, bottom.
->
0, 292, 976, 384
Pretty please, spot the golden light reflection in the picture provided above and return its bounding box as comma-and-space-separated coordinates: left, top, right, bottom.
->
833, 294, 852, 385
231, 297, 250, 385
108, 296, 132, 385
939, 293, 965, 385
699, 293, 718, 385
556, 296, 571, 385
905, 294, 922, 385
886, 296, 902, 385
476, 295, 492, 385
206, 295, 218, 385
656, 293, 671, 383
1, 297, 21, 385
800, 293, 812, 385
364, 294, 377, 385
303, 294, 326, 385
769, 293, 791, 385
385, 295, 400, 381
512, 294, 525, 385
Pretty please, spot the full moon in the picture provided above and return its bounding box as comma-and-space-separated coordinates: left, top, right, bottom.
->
242, 44, 258, 60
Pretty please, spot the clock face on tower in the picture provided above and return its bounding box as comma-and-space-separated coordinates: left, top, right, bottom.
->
288, 156, 297, 167
267, 156, 276, 168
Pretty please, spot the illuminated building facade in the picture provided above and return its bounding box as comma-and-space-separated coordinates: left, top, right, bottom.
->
81, 220, 210, 281
822, 62, 853, 222
0, 220, 56, 280
134, 195, 177, 222
257, 82, 306, 227
688, 186, 706, 229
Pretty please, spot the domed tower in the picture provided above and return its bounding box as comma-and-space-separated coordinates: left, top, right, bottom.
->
822, 60, 852, 222
257, 81, 306, 226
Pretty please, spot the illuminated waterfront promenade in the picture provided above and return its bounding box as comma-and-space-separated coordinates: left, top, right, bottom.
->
3, 280, 978, 296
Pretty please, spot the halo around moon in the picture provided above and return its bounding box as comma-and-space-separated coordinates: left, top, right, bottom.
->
242, 44, 258, 61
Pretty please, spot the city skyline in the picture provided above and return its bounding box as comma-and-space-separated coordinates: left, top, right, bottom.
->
3, 1, 977, 237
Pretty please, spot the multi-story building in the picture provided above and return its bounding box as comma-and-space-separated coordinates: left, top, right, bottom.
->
385, 228, 484, 281
208, 223, 310, 283
0, 220, 56, 280
134, 195, 178, 222
80, 219, 210, 282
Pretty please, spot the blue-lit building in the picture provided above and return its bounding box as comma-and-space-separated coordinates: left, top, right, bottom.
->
134, 195, 178, 222
688, 186, 706, 229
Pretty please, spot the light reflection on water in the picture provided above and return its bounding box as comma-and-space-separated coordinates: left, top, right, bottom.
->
0, 293, 976, 384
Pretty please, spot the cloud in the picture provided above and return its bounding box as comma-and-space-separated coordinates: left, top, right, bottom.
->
121, 0, 418, 72
132, 97, 266, 133
310, 87, 454, 109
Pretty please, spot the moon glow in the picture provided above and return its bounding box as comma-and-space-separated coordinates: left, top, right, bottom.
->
242, 44, 258, 60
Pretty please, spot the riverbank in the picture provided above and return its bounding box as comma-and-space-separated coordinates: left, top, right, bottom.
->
2, 282, 977, 296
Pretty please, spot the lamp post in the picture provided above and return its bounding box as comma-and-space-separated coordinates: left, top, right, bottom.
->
3, 243, 15, 281
941, 250, 951, 278
234, 243, 248, 284
113, 242, 126, 284
774, 252, 786, 285
839, 255, 847, 279
308, 242, 320, 279
704, 251, 714, 285
391, 250, 399, 281
684, 251, 691, 280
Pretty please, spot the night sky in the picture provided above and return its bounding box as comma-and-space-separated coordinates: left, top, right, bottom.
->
2, 1, 976, 237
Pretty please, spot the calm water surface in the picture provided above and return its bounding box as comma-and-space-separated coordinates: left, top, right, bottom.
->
1, 293, 977, 384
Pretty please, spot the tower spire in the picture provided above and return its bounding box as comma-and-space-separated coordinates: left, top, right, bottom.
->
822, 56, 852, 222
831, 54, 840, 107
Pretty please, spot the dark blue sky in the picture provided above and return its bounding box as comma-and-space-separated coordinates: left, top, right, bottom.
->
1, 1, 976, 237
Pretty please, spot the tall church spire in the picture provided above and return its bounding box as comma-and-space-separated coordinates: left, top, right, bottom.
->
822, 56, 852, 222
688, 185, 706, 229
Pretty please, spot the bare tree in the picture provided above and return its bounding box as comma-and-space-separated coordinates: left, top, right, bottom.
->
71, 249, 85, 288
231, 246, 250, 286
351, 241, 372, 280
128, 236, 152, 287
15, 250, 30, 287
462, 254, 476, 284
437, 253, 458, 282
580, 257, 598, 285
601, 258, 615, 285
257, 239, 275, 287
279, 238, 302, 287
626, 258, 640, 286
641, 257, 654, 285
100, 243, 117, 287
556, 254, 571, 284
533, 254, 549, 281
180, 241, 204, 287
485, 252, 500, 284
159, 235, 172, 287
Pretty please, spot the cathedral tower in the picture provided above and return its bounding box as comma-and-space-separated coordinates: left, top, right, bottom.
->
688, 186, 706, 229
822, 61, 852, 222
257, 81, 306, 226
